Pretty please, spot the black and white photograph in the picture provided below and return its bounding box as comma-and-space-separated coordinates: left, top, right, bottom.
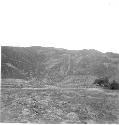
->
0, 0, 119, 124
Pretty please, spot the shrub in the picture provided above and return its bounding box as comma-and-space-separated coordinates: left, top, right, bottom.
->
110, 80, 119, 90
93, 77, 110, 88
93, 77, 119, 90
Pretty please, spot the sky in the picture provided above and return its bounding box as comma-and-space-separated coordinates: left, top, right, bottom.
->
0, 0, 119, 53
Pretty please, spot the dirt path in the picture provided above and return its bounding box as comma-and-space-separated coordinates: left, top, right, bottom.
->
85, 88, 104, 92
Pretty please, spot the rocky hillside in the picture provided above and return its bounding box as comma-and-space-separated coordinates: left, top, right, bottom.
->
1, 46, 119, 83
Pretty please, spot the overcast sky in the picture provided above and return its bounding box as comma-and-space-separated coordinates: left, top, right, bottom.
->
0, 0, 119, 53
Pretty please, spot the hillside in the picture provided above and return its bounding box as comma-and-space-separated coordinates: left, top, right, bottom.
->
2, 46, 119, 82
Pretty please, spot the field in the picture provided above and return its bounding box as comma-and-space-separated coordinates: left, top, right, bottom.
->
1, 80, 119, 124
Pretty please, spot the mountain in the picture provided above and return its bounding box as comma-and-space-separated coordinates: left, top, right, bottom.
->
1, 46, 119, 83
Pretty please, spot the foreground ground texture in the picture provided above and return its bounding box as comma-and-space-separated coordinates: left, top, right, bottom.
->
1, 81, 119, 124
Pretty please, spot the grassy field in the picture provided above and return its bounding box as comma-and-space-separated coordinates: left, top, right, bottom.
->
1, 82, 119, 124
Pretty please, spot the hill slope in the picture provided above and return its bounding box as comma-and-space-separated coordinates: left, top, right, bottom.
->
1, 46, 119, 84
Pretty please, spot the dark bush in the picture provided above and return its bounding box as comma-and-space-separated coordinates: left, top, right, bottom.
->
110, 80, 119, 90
93, 77, 109, 87
94, 78, 119, 90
